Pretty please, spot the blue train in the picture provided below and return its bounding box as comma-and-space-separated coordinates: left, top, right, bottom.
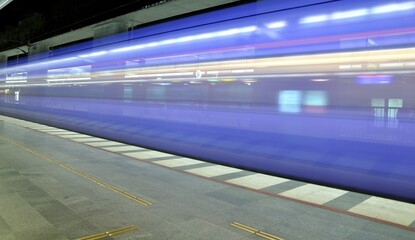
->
1, 0, 415, 202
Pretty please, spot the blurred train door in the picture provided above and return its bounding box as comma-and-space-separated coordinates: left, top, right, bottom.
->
371, 98, 403, 129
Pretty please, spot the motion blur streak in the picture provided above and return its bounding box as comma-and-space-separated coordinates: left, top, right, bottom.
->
1, 0, 415, 203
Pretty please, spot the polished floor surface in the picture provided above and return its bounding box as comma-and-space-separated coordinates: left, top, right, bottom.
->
1, 115, 414, 240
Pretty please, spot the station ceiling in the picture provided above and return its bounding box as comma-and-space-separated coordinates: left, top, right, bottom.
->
0, 0, 245, 55
0, 0, 177, 51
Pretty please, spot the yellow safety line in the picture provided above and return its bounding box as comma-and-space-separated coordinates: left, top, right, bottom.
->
0, 135, 152, 206
230, 222, 284, 240
76, 225, 138, 240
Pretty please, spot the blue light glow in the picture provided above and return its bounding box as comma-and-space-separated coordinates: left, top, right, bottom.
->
110, 26, 257, 53
356, 75, 392, 84
300, 1, 415, 25
78, 51, 108, 58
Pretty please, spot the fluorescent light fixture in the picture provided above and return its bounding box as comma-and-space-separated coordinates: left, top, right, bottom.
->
110, 26, 257, 53
0, 0, 13, 10
78, 51, 107, 58
300, 15, 329, 24
372, 1, 415, 14
331, 9, 368, 20
265, 21, 287, 29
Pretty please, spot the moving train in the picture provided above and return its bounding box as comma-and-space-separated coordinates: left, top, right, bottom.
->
1, 0, 415, 202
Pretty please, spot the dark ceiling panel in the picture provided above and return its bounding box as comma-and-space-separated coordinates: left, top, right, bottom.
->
0, 0, 172, 51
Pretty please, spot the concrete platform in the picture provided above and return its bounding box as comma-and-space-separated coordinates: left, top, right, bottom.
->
1, 115, 414, 240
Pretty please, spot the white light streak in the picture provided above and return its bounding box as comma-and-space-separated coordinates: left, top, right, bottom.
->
311, 78, 329, 82
110, 26, 257, 53
125, 72, 194, 78
331, 9, 368, 20
265, 21, 287, 29
5, 80, 27, 83
339, 64, 362, 69
47, 77, 91, 82
0, 0, 13, 10
78, 51, 107, 58
44, 57, 78, 65
379, 63, 405, 68
300, 2, 415, 25
300, 15, 329, 24
231, 69, 255, 73
372, 1, 415, 14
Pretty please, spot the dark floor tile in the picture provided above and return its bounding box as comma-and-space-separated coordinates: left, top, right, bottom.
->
206, 187, 263, 206
6, 179, 38, 192
212, 171, 255, 181
34, 200, 84, 227
175, 162, 213, 171
0, 216, 12, 235
0, 169, 19, 178
262, 180, 307, 194
18, 187, 56, 208
146, 156, 181, 161
60, 221, 98, 240
14, 226, 67, 240
323, 191, 371, 211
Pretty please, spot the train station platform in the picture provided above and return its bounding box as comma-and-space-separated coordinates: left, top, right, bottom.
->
1, 115, 415, 240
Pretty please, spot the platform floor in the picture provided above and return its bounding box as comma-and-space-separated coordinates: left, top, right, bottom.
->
0, 115, 414, 240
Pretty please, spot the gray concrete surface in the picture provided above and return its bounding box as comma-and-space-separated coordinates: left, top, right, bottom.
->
0, 120, 414, 240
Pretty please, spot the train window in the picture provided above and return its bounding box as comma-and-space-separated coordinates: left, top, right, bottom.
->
15, 91, 20, 102
278, 90, 301, 113
388, 99, 403, 108
371, 98, 403, 128
303, 90, 328, 113
123, 86, 133, 101
372, 98, 386, 127
388, 99, 403, 129
146, 85, 166, 100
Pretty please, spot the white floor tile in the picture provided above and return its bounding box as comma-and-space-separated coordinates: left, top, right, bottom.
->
102, 145, 148, 152
71, 137, 105, 142
123, 151, 175, 160
47, 131, 76, 135
29, 127, 55, 130
349, 197, 415, 226
280, 184, 347, 205
40, 128, 67, 134
154, 157, 204, 167
186, 165, 242, 177
226, 173, 289, 189
85, 141, 125, 147
58, 134, 91, 138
